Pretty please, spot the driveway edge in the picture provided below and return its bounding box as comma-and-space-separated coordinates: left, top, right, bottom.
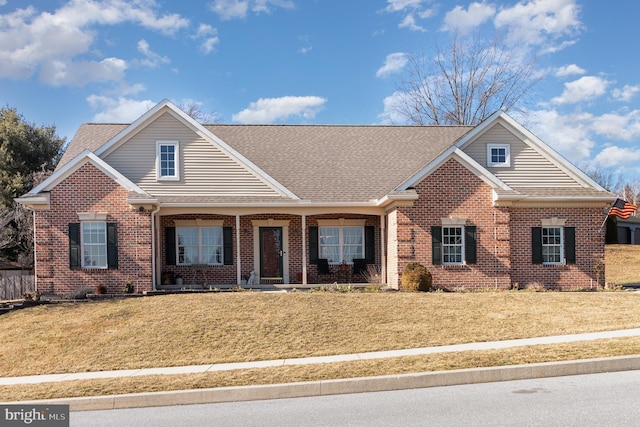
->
8, 355, 640, 411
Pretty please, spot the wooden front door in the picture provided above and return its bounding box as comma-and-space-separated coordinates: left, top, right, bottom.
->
260, 227, 283, 279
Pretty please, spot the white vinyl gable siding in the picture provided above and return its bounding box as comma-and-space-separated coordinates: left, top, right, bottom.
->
103, 112, 283, 197
463, 123, 581, 188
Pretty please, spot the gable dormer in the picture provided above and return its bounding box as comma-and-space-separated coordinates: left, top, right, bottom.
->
459, 113, 601, 190
92, 101, 298, 200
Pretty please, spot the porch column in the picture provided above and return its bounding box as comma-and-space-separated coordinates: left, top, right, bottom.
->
302, 214, 307, 285
380, 215, 386, 284
236, 215, 242, 284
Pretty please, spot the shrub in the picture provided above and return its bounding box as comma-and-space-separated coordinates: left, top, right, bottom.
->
123, 280, 134, 294
96, 284, 108, 294
401, 262, 433, 292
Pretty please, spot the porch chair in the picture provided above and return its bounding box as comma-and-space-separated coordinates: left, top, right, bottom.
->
317, 258, 332, 282
352, 258, 367, 276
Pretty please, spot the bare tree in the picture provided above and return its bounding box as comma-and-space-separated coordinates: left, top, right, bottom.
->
0, 168, 51, 266
178, 102, 223, 124
617, 181, 640, 210
581, 166, 618, 192
393, 31, 540, 125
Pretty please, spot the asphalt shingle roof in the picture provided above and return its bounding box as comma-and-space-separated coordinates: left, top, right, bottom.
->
61, 123, 473, 202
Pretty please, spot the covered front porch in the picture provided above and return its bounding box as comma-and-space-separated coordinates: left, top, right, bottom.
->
151, 208, 387, 290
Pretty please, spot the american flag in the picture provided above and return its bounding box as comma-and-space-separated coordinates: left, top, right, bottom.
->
608, 198, 638, 220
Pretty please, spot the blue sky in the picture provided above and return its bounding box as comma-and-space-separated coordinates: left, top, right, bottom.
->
1, 0, 639, 181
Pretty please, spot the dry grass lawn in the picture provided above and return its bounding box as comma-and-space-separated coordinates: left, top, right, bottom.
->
2, 291, 640, 402
606, 244, 640, 285
3, 242, 640, 403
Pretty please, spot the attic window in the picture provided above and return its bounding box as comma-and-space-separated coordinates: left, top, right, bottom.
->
487, 144, 510, 167
156, 141, 179, 181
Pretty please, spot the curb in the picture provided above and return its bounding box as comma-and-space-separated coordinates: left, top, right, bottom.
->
8, 355, 640, 412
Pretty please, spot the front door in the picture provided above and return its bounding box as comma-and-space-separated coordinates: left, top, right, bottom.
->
260, 227, 283, 279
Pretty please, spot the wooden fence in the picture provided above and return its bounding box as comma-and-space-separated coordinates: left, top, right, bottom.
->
0, 275, 35, 300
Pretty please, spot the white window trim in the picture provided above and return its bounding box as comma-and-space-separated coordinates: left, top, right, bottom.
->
81, 221, 108, 269
156, 140, 180, 181
318, 220, 365, 265
487, 143, 511, 167
442, 225, 465, 265
176, 225, 224, 266
542, 226, 564, 265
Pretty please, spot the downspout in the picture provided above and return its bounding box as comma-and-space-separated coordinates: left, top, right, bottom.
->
30, 207, 37, 292
150, 203, 161, 291
236, 215, 242, 285
302, 214, 307, 285
380, 214, 386, 285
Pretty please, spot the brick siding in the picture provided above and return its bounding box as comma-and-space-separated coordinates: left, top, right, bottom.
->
391, 158, 604, 290
34, 162, 152, 296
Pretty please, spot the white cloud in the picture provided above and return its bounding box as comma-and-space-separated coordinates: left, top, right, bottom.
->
193, 24, 219, 54
398, 13, 425, 32
494, 0, 581, 48
555, 64, 585, 77
376, 52, 408, 78
40, 57, 127, 86
612, 85, 640, 103
552, 76, 610, 105
209, 0, 293, 20
594, 146, 640, 168
523, 108, 640, 169
442, 2, 496, 33
523, 109, 595, 161
253, 0, 294, 14
232, 96, 326, 123
378, 91, 410, 124
209, 0, 248, 20
384, 0, 424, 13
87, 95, 156, 122
0, 0, 189, 85
590, 111, 640, 141
382, 0, 435, 32
136, 39, 170, 68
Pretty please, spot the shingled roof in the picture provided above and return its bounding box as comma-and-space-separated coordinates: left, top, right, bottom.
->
61, 122, 473, 203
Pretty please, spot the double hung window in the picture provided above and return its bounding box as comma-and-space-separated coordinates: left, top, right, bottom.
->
156, 141, 179, 180
532, 219, 575, 265
431, 219, 476, 266
442, 226, 464, 264
177, 226, 223, 265
541, 227, 563, 264
319, 226, 364, 264
82, 221, 107, 268
69, 214, 117, 270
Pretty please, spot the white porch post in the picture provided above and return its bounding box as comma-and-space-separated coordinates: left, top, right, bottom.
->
302, 214, 307, 285
380, 215, 386, 284
236, 215, 242, 284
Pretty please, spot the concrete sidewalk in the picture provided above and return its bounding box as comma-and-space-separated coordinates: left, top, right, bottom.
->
3, 327, 640, 386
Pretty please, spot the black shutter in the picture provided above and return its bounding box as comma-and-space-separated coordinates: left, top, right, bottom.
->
69, 223, 80, 270
223, 226, 233, 265
309, 226, 319, 264
365, 226, 375, 264
532, 227, 543, 264
565, 227, 576, 264
107, 223, 118, 269
431, 226, 442, 265
465, 226, 477, 264
165, 227, 176, 266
